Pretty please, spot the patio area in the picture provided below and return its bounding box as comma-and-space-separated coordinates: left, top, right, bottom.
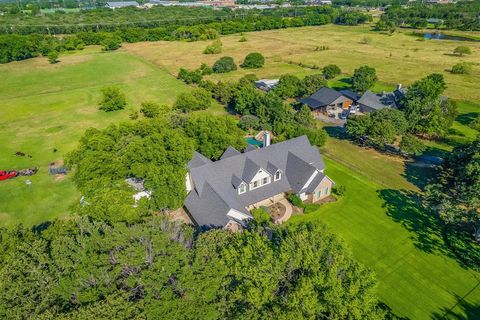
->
266, 199, 293, 224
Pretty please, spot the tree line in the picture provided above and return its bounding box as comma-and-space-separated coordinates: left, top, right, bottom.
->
0, 6, 373, 64
380, 2, 480, 31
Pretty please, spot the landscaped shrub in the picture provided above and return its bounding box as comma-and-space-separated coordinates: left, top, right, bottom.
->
451, 62, 472, 75
140, 101, 163, 118
174, 89, 212, 112
47, 51, 59, 64
333, 185, 346, 196
212, 56, 237, 73
99, 86, 127, 112
203, 40, 222, 54
239, 36, 247, 42
199, 63, 213, 75
178, 68, 203, 84
101, 35, 122, 51
129, 108, 139, 120
250, 207, 271, 227
241, 52, 265, 69
287, 194, 304, 208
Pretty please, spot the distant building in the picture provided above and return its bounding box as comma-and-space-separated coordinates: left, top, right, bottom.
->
200, 0, 236, 7
105, 1, 140, 9
255, 79, 279, 92
299, 87, 353, 118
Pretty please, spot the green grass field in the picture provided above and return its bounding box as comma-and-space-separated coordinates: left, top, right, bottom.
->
290, 156, 480, 319
0, 48, 191, 226
0, 25, 479, 318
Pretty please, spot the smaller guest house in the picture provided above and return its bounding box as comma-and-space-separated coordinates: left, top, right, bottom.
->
300, 87, 352, 118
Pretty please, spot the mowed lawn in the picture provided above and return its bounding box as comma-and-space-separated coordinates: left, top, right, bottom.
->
0, 48, 191, 226
290, 155, 480, 319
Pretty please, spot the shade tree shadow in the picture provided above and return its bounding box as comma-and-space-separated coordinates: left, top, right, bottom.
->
402, 161, 437, 191
378, 189, 449, 255
456, 112, 479, 126
431, 292, 480, 320
324, 126, 349, 139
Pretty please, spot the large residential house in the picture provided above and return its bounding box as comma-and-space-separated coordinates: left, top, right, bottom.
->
299, 87, 353, 118
184, 135, 334, 229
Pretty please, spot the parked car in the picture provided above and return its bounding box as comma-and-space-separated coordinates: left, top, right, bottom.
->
0, 170, 17, 181
339, 110, 349, 119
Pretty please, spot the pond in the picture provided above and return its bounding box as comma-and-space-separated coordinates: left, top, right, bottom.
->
422, 32, 480, 42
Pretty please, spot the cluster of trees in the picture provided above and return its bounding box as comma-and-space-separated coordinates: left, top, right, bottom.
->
65, 113, 248, 215
347, 73, 457, 152
198, 75, 327, 146
381, 2, 480, 31
177, 53, 265, 83
0, 6, 373, 64
0, 213, 387, 319
425, 137, 480, 268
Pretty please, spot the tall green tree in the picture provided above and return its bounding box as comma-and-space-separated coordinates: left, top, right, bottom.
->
403, 73, 457, 137
352, 65, 377, 93
426, 137, 480, 243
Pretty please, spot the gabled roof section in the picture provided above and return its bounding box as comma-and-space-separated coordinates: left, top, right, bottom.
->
266, 161, 280, 175
358, 91, 396, 111
300, 87, 344, 109
244, 144, 257, 152
285, 152, 317, 193
241, 157, 262, 183
188, 151, 211, 169
231, 174, 244, 189
185, 182, 231, 228
220, 146, 241, 160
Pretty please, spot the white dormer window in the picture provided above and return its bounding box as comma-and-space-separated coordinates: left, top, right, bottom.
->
274, 171, 281, 181
238, 183, 246, 194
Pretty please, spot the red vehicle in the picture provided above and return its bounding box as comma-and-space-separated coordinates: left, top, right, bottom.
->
0, 171, 17, 181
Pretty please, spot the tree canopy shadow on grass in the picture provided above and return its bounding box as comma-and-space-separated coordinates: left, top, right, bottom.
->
378, 189, 449, 256
402, 161, 437, 191
431, 292, 480, 320
323, 126, 349, 139
455, 112, 479, 127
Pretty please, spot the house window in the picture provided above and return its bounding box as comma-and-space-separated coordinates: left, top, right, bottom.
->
274, 171, 281, 181
324, 187, 329, 195
238, 184, 246, 194
251, 180, 259, 189
262, 177, 269, 185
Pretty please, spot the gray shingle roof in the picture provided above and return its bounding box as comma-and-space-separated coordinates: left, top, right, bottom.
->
299, 87, 343, 108
340, 89, 361, 101
220, 146, 241, 160
188, 151, 211, 169
185, 135, 330, 228
358, 91, 397, 111
244, 144, 257, 152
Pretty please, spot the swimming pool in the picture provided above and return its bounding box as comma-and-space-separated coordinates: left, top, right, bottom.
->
245, 137, 263, 147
